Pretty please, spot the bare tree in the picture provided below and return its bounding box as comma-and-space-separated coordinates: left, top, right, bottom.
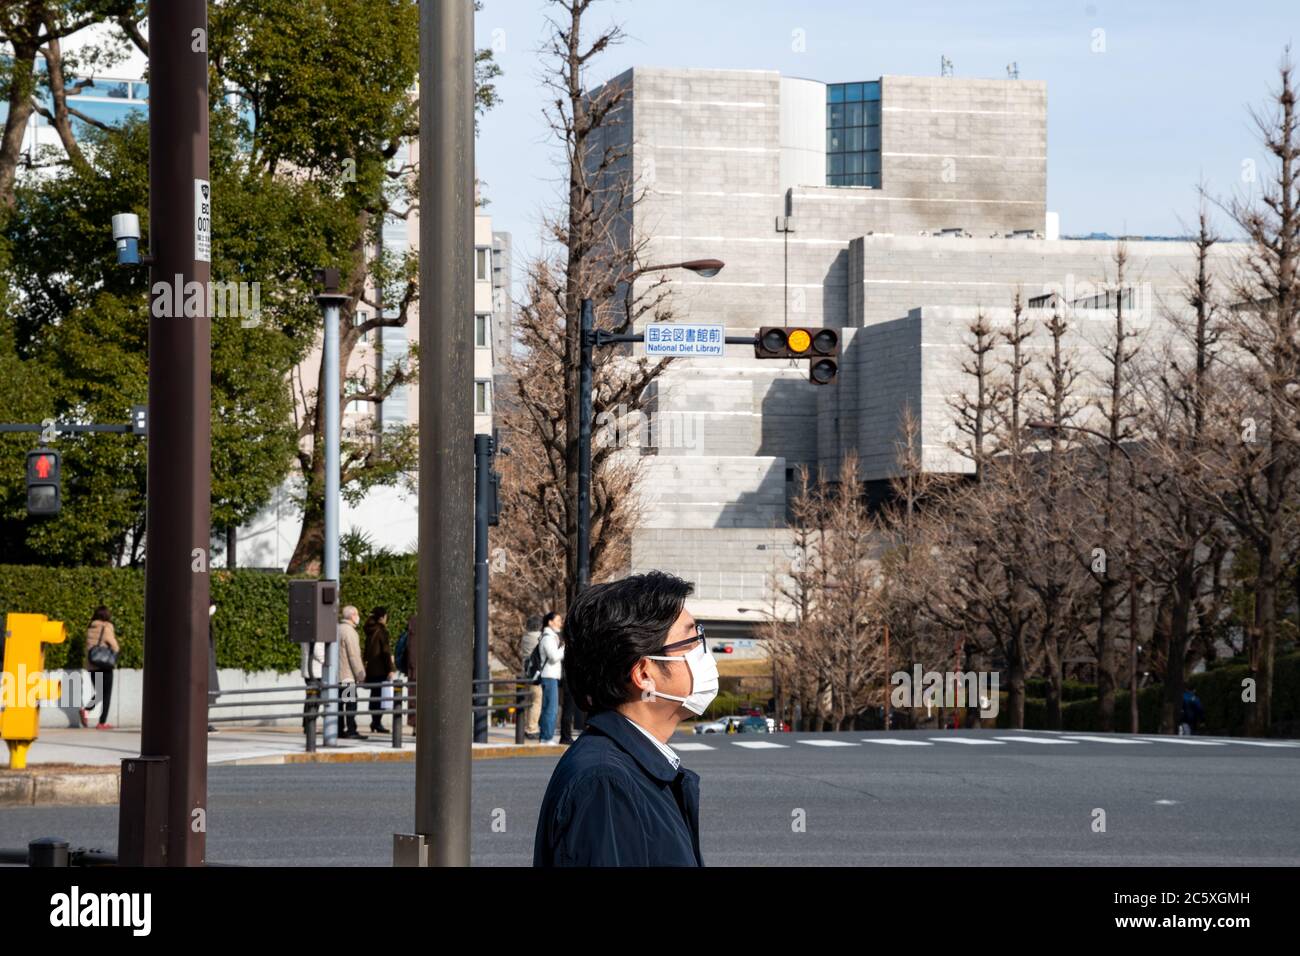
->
1196, 54, 1300, 735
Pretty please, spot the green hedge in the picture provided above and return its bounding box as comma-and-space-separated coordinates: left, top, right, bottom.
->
0, 564, 416, 673
994, 654, 1300, 735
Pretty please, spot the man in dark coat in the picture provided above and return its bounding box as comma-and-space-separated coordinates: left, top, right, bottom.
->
533, 571, 717, 867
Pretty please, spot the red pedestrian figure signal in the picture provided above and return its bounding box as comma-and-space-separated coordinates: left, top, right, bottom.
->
26, 449, 61, 516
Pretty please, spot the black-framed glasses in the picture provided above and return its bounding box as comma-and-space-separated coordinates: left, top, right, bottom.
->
658, 623, 706, 655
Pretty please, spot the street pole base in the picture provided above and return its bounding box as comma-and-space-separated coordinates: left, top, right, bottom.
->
393, 832, 428, 867
5, 739, 31, 770
118, 756, 170, 866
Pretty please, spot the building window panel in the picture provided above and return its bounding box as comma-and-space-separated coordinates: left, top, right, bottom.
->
475, 313, 489, 348
475, 247, 490, 281
828, 84, 845, 104
475, 380, 490, 414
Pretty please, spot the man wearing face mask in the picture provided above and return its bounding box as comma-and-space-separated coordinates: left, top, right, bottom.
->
533, 570, 717, 867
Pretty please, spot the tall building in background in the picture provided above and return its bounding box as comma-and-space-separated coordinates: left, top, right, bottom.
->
588, 67, 1244, 640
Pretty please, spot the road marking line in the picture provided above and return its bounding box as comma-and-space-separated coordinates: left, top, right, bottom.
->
730, 740, 788, 749
1221, 739, 1300, 748
994, 736, 1078, 744
673, 742, 716, 751
1059, 735, 1151, 744
927, 737, 1004, 745
797, 739, 860, 747
862, 738, 933, 746
1135, 736, 1226, 746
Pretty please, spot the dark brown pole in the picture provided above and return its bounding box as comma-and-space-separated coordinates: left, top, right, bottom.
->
121, 0, 211, 866
415, 0, 474, 866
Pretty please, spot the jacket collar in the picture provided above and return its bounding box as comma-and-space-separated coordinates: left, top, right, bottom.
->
586, 710, 680, 783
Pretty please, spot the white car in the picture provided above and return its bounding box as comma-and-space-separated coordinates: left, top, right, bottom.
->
695, 716, 744, 734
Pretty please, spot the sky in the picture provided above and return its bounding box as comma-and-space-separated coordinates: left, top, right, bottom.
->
475, 0, 1298, 273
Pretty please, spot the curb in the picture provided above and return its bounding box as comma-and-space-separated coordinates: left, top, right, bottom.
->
0, 769, 119, 807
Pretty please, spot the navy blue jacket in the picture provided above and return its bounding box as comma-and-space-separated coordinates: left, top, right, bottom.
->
533, 710, 703, 867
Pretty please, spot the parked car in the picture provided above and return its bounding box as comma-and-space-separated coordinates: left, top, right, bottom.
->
738, 716, 770, 733
694, 717, 734, 734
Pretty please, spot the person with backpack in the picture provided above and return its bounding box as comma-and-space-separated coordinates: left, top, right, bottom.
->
84, 605, 120, 730
1180, 688, 1206, 736
520, 615, 544, 740
538, 611, 565, 743
363, 607, 395, 734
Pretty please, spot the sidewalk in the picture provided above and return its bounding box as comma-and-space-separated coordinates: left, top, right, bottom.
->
10, 724, 568, 768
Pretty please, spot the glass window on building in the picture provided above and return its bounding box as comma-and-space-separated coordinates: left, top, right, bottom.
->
475, 247, 490, 281
475, 380, 490, 415
475, 313, 489, 348
825, 80, 882, 189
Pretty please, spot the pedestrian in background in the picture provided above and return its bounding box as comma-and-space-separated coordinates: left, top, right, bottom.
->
363, 606, 395, 734
520, 614, 543, 740
402, 612, 419, 731
84, 605, 120, 730
208, 600, 220, 733
538, 611, 564, 743
338, 605, 367, 739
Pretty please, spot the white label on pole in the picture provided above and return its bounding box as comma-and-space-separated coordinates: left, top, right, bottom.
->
194, 179, 211, 262
643, 323, 725, 357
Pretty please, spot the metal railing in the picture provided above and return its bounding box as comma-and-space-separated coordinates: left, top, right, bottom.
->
206, 677, 537, 751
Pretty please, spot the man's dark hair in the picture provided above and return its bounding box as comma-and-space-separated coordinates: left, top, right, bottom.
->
563, 571, 693, 713
525, 614, 543, 632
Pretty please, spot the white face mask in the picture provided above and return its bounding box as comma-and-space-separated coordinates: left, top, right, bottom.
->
644, 639, 720, 716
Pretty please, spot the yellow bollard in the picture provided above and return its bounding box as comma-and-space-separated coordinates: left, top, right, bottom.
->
1, 613, 68, 770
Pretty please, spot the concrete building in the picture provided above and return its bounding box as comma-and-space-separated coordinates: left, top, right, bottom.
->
586, 67, 1244, 638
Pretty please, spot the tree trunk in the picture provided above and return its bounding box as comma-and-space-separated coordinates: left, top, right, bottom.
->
1160, 560, 1194, 734
0, 35, 40, 208
1096, 578, 1117, 731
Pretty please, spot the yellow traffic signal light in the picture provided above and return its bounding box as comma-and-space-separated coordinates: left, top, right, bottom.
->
1, 612, 67, 769
754, 326, 839, 384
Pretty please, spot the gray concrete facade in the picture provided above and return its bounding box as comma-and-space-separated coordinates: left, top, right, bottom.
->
584, 65, 1242, 626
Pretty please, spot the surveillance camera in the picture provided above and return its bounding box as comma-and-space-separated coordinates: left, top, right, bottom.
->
112, 212, 142, 265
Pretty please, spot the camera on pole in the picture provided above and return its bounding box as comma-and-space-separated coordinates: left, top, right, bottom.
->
25, 449, 61, 516
753, 326, 840, 384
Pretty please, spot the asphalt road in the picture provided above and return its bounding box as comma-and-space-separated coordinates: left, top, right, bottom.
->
2, 729, 1297, 866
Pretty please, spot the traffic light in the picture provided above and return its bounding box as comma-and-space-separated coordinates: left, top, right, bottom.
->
754, 326, 839, 384
25, 449, 61, 516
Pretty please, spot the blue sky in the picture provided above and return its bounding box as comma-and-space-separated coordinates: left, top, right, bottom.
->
475, 0, 1296, 270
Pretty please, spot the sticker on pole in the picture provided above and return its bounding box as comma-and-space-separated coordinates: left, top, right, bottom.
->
194, 179, 211, 262
643, 323, 725, 357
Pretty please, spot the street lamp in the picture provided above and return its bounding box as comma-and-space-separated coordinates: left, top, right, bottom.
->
1027, 419, 1141, 735
577, 259, 725, 590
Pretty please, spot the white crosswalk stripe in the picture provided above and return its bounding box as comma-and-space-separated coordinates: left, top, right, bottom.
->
862, 738, 933, 746
1135, 736, 1226, 746
927, 737, 1004, 745
673, 742, 716, 752
994, 736, 1078, 744
1218, 739, 1300, 748
1060, 735, 1150, 744
730, 740, 788, 749
797, 739, 860, 747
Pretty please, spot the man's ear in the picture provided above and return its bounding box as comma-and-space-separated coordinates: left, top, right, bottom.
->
629, 659, 658, 703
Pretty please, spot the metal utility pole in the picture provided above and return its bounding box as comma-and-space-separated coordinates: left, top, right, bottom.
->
120, 0, 211, 866
409, 0, 474, 867
317, 270, 349, 747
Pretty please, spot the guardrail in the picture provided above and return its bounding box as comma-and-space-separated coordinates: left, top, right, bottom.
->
207, 677, 536, 751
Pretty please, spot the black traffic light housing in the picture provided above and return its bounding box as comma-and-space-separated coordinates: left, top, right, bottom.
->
26, 448, 61, 516
754, 326, 839, 384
